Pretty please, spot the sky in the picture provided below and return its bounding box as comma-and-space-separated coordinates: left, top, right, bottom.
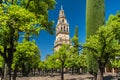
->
35, 0, 120, 60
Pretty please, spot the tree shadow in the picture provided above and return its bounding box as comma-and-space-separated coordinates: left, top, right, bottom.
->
66, 78, 84, 80
103, 75, 114, 80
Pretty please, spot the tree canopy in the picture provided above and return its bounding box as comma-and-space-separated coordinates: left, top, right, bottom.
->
86, 0, 105, 38
84, 13, 120, 80
0, 0, 56, 79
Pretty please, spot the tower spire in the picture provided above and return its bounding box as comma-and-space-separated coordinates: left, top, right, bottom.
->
59, 5, 65, 19
61, 5, 63, 10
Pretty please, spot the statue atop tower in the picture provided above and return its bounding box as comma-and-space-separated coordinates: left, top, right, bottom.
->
54, 6, 70, 51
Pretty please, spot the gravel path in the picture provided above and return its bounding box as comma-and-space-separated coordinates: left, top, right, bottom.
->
16, 74, 93, 80
0, 73, 118, 80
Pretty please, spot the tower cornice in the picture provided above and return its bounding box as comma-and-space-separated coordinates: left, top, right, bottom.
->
56, 31, 69, 36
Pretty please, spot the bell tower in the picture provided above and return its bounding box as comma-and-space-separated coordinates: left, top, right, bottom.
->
54, 6, 70, 51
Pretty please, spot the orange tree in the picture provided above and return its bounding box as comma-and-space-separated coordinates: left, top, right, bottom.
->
84, 24, 120, 80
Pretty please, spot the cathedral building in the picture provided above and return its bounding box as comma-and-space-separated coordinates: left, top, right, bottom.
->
54, 6, 70, 51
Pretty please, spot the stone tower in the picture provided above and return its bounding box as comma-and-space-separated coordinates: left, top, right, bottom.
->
54, 6, 70, 51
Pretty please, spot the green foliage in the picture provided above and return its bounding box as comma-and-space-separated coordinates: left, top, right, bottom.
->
71, 36, 79, 54
84, 13, 120, 77
12, 41, 40, 70
54, 44, 70, 80
54, 44, 70, 65
65, 52, 87, 68
72, 26, 79, 54
0, 56, 3, 68
105, 13, 120, 68
110, 59, 120, 68
0, 0, 56, 47
45, 54, 61, 69
0, 4, 40, 46
86, 0, 105, 38
86, 51, 98, 75
42, 45, 71, 70
0, 3, 44, 77
78, 53, 87, 68
107, 13, 120, 42
0, 0, 56, 78
85, 25, 119, 62
75, 26, 78, 37
0, 4, 41, 68
65, 51, 78, 68
0, 4, 38, 30
65, 26, 80, 68
17, 0, 56, 35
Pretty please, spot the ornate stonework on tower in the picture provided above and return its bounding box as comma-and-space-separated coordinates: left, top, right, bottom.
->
54, 6, 70, 51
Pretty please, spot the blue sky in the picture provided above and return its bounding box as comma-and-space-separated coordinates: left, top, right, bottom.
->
35, 0, 120, 60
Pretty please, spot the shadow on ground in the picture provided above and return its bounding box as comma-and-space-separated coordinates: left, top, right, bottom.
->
103, 75, 113, 80
66, 78, 83, 80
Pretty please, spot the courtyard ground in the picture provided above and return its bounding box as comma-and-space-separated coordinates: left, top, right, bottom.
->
15, 73, 119, 80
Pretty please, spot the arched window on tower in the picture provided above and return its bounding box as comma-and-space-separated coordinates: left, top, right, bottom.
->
61, 26, 62, 31
64, 26, 65, 31
67, 28, 68, 32
62, 19, 64, 23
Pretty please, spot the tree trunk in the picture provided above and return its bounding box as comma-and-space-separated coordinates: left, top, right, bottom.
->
105, 67, 107, 73
77, 68, 80, 74
93, 76, 97, 80
13, 69, 17, 80
22, 63, 25, 76
51, 68, 53, 77
71, 67, 73, 75
1, 62, 4, 80
97, 69, 103, 80
61, 63, 64, 80
112, 68, 115, 74
7, 63, 12, 80
33, 68, 35, 76
38, 68, 41, 75
13, 64, 18, 80
97, 64, 104, 80
4, 63, 8, 80
7, 27, 15, 80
